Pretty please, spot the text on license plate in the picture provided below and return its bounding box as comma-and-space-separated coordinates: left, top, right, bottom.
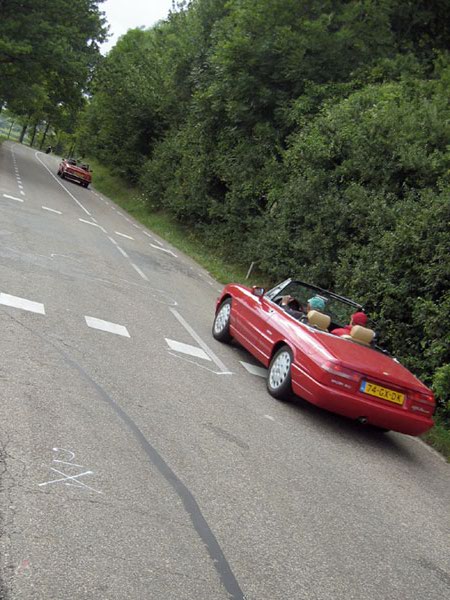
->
360, 381, 405, 405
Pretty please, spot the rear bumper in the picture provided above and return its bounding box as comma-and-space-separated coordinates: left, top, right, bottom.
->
64, 172, 89, 185
291, 364, 433, 436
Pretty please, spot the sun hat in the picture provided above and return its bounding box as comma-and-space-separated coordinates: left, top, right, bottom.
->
308, 296, 326, 311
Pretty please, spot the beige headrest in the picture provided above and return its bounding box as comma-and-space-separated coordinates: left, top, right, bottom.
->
307, 310, 331, 331
349, 325, 375, 346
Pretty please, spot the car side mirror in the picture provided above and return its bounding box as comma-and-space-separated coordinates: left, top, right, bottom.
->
251, 286, 265, 297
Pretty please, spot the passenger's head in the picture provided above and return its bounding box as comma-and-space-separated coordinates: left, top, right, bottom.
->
351, 311, 368, 327
307, 296, 326, 312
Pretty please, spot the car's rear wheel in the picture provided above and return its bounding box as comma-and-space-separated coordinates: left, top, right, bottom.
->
212, 298, 232, 343
61, 171, 65, 179
267, 345, 293, 400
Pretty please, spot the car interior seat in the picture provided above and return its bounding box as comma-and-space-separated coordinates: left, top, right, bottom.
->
342, 325, 375, 346
307, 310, 331, 331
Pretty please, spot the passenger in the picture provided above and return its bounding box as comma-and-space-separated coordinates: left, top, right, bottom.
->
332, 311, 368, 337
306, 296, 326, 313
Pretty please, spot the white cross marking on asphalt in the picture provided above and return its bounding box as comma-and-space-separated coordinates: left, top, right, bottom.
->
38, 468, 101, 493
0, 293, 45, 314
165, 338, 211, 361
85, 316, 130, 337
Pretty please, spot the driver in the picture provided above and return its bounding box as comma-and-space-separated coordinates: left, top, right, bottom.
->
331, 311, 368, 336
280, 295, 325, 317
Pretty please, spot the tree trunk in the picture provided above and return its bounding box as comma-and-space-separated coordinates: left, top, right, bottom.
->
19, 122, 28, 143
39, 121, 51, 150
7, 120, 15, 139
29, 122, 38, 147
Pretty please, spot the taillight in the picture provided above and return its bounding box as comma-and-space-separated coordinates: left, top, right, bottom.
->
409, 390, 435, 416
321, 360, 361, 390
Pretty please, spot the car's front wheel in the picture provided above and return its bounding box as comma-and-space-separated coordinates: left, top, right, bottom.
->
212, 298, 232, 343
267, 345, 293, 400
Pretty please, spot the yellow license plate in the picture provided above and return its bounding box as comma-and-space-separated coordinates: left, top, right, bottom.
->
360, 380, 404, 405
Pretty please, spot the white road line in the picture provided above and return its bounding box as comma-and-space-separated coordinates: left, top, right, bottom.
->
152, 238, 164, 247
116, 245, 129, 258
165, 338, 211, 361
130, 263, 148, 280
42, 206, 62, 214
85, 316, 130, 338
240, 361, 267, 378
18, 184, 23, 189
78, 218, 106, 233
20, 190, 25, 196
132, 223, 141, 230
115, 231, 134, 240
0, 293, 45, 315
2, 193, 23, 203
169, 308, 231, 374
150, 243, 177, 258
34, 151, 91, 216
143, 231, 154, 239
107, 236, 118, 246
263, 415, 275, 421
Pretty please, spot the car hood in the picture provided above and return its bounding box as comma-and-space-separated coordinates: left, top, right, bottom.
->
309, 331, 428, 392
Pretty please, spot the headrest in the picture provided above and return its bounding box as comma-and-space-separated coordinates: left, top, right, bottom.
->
307, 310, 331, 331
349, 325, 375, 346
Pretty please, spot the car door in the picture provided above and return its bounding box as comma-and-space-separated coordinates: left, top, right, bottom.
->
235, 291, 277, 362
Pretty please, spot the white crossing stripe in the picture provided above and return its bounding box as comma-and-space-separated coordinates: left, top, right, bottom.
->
0, 293, 45, 314
240, 361, 267, 378
165, 338, 211, 361
20, 191, 25, 196
85, 316, 130, 337
169, 308, 231, 374
79, 218, 106, 233
2, 193, 23, 203
150, 243, 177, 257
42, 206, 62, 214
115, 231, 134, 240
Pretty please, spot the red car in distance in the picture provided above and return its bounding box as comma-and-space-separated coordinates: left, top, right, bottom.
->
212, 279, 435, 436
57, 158, 92, 188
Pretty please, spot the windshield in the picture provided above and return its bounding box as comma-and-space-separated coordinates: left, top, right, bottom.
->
265, 279, 363, 328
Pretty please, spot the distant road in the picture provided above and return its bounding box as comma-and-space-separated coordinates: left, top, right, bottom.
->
0, 141, 449, 600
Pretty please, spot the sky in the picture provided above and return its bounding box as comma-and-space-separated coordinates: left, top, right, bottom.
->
101, 0, 175, 53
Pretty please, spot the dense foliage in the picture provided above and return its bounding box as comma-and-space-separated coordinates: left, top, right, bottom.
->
0, 0, 107, 141
76, 1, 449, 411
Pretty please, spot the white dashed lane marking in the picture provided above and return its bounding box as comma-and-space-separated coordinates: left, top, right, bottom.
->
85, 316, 130, 338
240, 361, 267, 378
42, 206, 62, 215
130, 263, 148, 281
115, 231, 134, 240
2, 193, 23, 203
150, 243, 177, 258
20, 191, 25, 196
0, 292, 45, 315
115, 246, 129, 258
165, 338, 211, 361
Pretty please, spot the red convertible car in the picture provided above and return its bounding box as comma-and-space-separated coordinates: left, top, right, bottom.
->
57, 158, 92, 188
212, 279, 435, 436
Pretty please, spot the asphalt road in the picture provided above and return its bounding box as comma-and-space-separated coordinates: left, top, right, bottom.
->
0, 141, 449, 600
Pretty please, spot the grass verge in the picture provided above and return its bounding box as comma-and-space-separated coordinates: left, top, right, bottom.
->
89, 159, 263, 285
422, 415, 450, 462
